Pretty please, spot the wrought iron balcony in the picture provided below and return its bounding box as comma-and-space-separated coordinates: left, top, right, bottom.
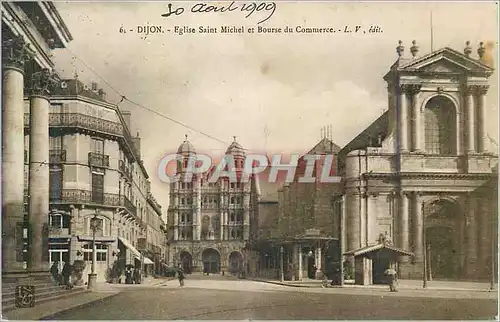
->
49, 149, 67, 164
49, 189, 137, 218
88, 152, 109, 168
49, 227, 70, 236
118, 160, 133, 181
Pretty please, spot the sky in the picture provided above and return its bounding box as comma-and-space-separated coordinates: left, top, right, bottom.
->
51, 1, 499, 217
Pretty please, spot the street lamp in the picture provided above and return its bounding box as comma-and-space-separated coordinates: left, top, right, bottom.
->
280, 246, 284, 282
87, 210, 101, 290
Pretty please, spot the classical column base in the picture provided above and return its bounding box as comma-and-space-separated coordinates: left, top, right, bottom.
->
398, 262, 415, 280
314, 270, 324, 280
87, 273, 98, 290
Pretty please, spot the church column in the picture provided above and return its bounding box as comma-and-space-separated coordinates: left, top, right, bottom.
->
195, 177, 202, 240
346, 192, 360, 251
478, 201, 489, 276
28, 69, 59, 273
466, 193, 478, 277
173, 211, 179, 240
399, 192, 410, 262
476, 85, 489, 153
360, 190, 367, 247
465, 86, 476, 153
413, 193, 423, 264
243, 191, 250, 240
314, 246, 322, 279
2, 36, 33, 274
297, 245, 303, 281
398, 85, 409, 152
410, 85, 423, 152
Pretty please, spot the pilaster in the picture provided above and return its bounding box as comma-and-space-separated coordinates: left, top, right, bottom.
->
466, 193, 478, 277
464, 85, 476, 153
398, 84, 409, 152
475, 85, 489, 153
399, 192, 410, 262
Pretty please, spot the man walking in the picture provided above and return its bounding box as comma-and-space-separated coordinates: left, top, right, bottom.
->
385, 265, 398, 292
50, 261, 60, 285
61, 261, 73, 290
177, 266, 185, 287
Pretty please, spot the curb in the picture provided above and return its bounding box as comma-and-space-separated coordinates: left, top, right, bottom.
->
37, 292, 121, 320
252, 279, 497, 293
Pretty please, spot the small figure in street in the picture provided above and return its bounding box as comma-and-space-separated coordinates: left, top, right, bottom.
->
134, 268, 141, 284
177, 267, 185, 287
61, 261, 73, 290
50, 261, 60, 286
384, 265, 398, 292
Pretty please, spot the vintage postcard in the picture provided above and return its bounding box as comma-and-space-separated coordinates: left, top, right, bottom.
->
1, 0, 498, 320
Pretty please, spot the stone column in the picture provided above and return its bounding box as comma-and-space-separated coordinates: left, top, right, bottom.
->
2, 36, 33, 274
399, 192, 410, 262
398, 85, 409, 152
465, 86, 476, 153
28, 68, 59, 273
466, 194, 478, 277
346, 193, 360, 252
314, 246, 322, 279
297, 245, 303, 281
478, 201, 489, 275
476, 85, 489, 153
243, 192, 250, 240
413, 193, 423, 264
173, 212, 179, 240
410, 85, 423, 152
360, 191, 367, 247
196, 178, 202, 240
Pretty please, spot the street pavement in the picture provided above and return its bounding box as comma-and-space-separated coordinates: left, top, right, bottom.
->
40, 275, 497, 320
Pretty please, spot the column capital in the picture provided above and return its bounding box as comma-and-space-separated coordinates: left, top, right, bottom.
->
2, 35, 35, 72
30, 69, 60, 98
474, 85, 489, 96
398, 83, 421, 95
461, 84, 476, 96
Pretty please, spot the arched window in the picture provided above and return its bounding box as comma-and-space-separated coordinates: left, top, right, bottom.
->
424, 96, 456, 155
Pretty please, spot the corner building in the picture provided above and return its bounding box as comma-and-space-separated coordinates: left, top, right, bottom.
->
167, 137, 259, 274
23, 78, 166, 283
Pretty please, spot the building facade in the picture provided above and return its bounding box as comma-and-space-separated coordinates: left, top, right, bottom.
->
338, 41, 498, 283
166, 137, 258, 275
23, 78, 166, 283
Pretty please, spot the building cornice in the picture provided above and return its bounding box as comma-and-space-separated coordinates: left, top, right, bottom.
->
362, 172, 496, 180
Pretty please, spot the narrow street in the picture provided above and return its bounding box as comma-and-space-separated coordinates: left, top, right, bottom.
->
42, 277, 497, 320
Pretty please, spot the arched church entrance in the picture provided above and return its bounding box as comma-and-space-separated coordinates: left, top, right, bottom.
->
180, 251, 192, 274
424, 199, 460, 280
228, 251, 244, 274
202, 248, 220, 274
424, 95, 457, 155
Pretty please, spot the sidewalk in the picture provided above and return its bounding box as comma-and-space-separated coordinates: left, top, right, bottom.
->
1, 278, 173, 320
2, 287, 119, 321
251, 277, 498, 293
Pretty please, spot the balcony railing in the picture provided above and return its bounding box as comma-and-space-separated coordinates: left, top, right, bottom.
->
88, 152, 110, 168
50, 189, 137, 217
49, 227, 70, 236
24, 112, 141, 163
49, 150, 67, 164
118, 160, 133, 181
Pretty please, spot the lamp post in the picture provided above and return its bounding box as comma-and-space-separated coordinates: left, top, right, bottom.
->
88, 210, 100, 290
280, 246, 284, 282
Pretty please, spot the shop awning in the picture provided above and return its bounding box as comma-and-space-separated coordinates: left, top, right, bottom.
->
118, 237, 155, 265
135, 255, 154, 265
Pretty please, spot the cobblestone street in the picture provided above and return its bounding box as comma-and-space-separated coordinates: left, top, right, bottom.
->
41, 278, 497, 320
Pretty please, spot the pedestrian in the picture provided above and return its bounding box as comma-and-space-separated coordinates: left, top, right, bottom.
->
134, 268, 141, 284
177, 267, 185, 287
50, 261, 59, 286
384, 265, 398, 292
61, 261, 73, 290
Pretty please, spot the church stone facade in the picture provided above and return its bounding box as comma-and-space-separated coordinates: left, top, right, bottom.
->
166, 137, 259, 274
338, 41, 498, 282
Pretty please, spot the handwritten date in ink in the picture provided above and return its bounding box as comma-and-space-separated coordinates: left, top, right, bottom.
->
161, 1, 277, 25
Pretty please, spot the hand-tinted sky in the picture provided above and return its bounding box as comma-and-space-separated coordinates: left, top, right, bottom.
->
52, 1, 499, 215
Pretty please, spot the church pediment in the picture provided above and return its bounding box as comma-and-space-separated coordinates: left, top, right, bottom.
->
398, 47, 493, 75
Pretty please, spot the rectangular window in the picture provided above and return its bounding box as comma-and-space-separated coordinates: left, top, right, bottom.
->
91, 138, 104, 154
49, 168, 63, 201
49, 136, 63, 150
91, 173, 104, 203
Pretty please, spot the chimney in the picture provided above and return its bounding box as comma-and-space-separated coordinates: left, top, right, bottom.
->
132, 132, 141, 156
91, 82, 98, 91
121, 111, 131, 131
